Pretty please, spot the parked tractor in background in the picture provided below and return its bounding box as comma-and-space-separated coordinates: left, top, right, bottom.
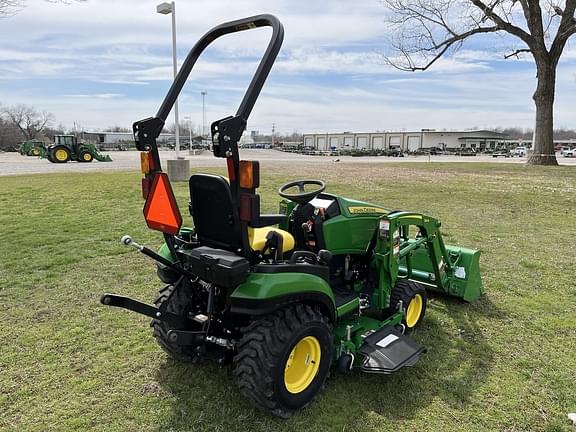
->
19, 139, 47, 156
46, 135, 112, 163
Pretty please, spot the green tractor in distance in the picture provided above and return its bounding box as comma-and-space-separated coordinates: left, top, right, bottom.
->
46, 135, 112, 163
100, 15, 483, 418
19, 139, 47, 156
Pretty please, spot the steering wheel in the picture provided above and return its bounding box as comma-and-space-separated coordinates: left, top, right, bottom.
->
278, 179, 326, 205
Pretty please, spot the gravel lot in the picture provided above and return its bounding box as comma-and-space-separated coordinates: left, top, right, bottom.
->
1, 149, 574, 176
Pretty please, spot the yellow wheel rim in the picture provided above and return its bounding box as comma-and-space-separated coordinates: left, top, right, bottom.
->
83, 153, 92, 161
32, 148, 39, 155
406, 294, 423, 328
284, 336, 321, 394
55, 149, 68, 161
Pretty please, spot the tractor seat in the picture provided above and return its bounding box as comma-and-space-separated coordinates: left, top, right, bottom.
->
248, 227, 295, 254
189, 174, 295, 255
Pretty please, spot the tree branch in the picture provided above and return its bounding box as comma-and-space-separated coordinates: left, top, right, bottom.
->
385, 25, 499, 71
0, 0, 23, 17
469, 0, 536, 49
524, 0, 546, 44
1, 0, 86, 18
550, 0, 576, 64
504, 48, 531, 59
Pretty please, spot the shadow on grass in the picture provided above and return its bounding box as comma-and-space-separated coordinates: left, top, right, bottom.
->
304, 295, 502, 430
154, 295, 502, 431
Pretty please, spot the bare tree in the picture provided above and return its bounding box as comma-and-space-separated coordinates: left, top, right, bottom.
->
1, 0, 85, 17
1, 104, 54, 141
0, 0, 23, 17
165, 122, 199, 136
381, 0, 576, 165
0, 116, 23, 151
104, 125, 131, 133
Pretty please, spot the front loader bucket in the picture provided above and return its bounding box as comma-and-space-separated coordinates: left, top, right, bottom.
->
443, 245, 483, 302
95, 152, 112, 162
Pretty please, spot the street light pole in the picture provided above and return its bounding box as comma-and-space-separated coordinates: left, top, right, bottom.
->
201, 90, 207, 137
157, 1, 180, 158
185, 116, 192, 148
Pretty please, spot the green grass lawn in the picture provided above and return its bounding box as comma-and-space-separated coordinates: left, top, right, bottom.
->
1, 162, 575, 432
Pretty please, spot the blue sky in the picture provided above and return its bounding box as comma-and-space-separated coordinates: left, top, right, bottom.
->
1, 0, 575, 135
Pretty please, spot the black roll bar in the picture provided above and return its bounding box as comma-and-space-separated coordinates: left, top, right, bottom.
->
133, 14, 284, 171
157, 14, 283, 123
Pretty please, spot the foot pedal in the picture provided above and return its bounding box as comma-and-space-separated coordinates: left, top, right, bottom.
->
359, 327, 426, 374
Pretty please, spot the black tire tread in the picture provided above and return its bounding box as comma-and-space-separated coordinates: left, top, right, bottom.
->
78, 150, 93, 163
389, 279, 427, 330
233, 304, 331, 418
49, 145, 70, 164
151, 284, 195, 362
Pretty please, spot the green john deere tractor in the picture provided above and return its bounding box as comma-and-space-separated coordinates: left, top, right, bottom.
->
101, 15, 483, 418
19, 139, 46, 156
46, 135, 112, 163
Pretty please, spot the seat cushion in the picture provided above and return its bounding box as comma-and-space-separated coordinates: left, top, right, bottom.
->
248, 227, 295, 254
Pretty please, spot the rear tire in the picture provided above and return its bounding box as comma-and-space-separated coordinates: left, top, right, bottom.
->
49, 146, 70, 163
389, 279, 427, 331
234, 304, 332, 418
151, 283, 196, 362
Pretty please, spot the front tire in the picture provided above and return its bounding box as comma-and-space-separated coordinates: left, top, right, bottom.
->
390, 279, 427, 331
78, 150, 93, 162
234, 304, 332, 418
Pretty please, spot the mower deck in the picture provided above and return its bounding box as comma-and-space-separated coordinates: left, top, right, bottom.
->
359, 327, 426, 374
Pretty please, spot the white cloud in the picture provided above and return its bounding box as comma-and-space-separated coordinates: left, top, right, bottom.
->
0, 0, 574, 132
64, 93, 124, 99
454, 49, 505, 62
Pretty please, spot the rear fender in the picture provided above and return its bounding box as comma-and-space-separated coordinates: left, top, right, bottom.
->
229, 272, 336, 322
156, 229, 195, 283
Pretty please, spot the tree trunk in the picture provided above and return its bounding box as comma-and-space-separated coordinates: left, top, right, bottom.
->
527, 61, 558, 165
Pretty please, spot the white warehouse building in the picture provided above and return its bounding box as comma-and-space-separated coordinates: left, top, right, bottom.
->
303, 130, 508, 152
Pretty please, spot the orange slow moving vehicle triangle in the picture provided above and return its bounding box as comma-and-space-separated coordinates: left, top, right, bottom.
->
143, 172, 182, 235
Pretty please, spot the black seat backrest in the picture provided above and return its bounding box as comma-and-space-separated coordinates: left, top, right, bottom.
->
189, 174, 243, 252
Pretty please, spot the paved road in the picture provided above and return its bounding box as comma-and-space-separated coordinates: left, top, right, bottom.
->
1, 149, 574, 176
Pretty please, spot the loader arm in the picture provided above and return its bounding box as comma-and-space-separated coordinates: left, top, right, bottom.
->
376, 212, 483, 303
